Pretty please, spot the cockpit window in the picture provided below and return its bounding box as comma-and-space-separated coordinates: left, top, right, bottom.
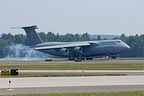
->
118, 40, 121, 42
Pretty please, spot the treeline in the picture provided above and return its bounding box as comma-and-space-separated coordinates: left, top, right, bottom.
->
0, 32, 144, 58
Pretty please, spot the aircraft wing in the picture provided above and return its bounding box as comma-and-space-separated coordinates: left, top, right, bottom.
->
33, 42, 90, 50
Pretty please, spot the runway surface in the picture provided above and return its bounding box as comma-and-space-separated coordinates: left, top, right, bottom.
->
0, 76, 143, 88
0, 76, 143, 94
0, 85, 144, 95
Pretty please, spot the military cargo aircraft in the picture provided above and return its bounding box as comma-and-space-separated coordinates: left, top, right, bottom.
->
18, 25, 130, 60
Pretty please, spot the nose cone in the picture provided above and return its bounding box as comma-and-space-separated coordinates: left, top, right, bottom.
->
116, 40, 130, 54
125, 44, 130, 51
122, 43, 130, 52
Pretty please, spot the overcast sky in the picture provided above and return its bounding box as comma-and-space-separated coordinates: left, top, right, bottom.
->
0, 0, 143, 36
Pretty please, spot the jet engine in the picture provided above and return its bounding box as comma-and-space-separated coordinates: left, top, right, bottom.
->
58, 48, 69, 55
73, 47, 82, 53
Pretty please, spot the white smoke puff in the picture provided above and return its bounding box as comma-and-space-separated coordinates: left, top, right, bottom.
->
6, 44, 51, 58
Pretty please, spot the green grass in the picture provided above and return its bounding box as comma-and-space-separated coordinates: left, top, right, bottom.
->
0, 63, 144, 70
3, 91, 144, 96
0, 72, 126, 78
0, 59, 144, 70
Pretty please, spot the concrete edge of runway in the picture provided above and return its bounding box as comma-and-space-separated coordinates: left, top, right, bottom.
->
0, 85, 144, 95
1, 84, 144, 89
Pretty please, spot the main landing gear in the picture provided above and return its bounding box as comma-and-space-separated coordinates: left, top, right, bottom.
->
68, 57, 93, 61
111, 55, 117, 59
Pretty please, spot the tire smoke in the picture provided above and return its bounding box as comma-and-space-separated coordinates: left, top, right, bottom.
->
5, 44, 51, 58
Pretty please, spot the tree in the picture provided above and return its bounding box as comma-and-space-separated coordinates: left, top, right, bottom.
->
63, 33, 75, 42
75, 33, 81, 41
81, 32, 90, 41
39, 32, 48, 42
97, 35, 101, 40
47, 32, 55, 42
0, 39, 10, 57
13, 34, 27, 44
55, 33, 61, 41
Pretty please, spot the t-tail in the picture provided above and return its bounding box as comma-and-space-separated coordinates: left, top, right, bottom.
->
21, 25, 43, 46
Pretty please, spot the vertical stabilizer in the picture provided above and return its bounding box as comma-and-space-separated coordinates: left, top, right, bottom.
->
21, 25, 43, 46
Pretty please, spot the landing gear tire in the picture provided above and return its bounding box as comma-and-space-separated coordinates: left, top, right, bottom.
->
86, 57, 93, 60
111, 55, 116, 59
68, 57, 75, 60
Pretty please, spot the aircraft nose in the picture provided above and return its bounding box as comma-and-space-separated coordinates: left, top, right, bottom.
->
127, 45, 130, 50
123, 44, 130, 51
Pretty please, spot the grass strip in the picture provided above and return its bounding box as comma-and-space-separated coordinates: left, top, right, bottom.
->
0, 63, 144, 70
3, 91, 144, 96
0, 72, 126, 78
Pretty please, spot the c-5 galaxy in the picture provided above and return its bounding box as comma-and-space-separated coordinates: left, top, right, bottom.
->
19, 25, 130, 60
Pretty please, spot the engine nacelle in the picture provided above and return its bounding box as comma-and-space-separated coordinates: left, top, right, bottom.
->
73, 47, 82, 53
58, 48, 69, 55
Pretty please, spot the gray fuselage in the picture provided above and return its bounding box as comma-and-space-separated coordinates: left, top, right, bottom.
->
33, 40, 130, 57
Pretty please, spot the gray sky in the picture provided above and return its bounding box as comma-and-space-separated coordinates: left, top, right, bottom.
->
0, 0, 144, 35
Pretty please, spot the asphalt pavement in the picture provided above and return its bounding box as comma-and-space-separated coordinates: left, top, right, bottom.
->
0, 76, 143, 95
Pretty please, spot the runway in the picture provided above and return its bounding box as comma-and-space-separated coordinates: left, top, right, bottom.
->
0, 76, 143, 95
0, 76, 143, 88
0, 85, 144, 95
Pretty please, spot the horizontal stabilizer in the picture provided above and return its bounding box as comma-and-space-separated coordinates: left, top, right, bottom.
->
21, 25, 38, 29
11, 25, 38, 29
